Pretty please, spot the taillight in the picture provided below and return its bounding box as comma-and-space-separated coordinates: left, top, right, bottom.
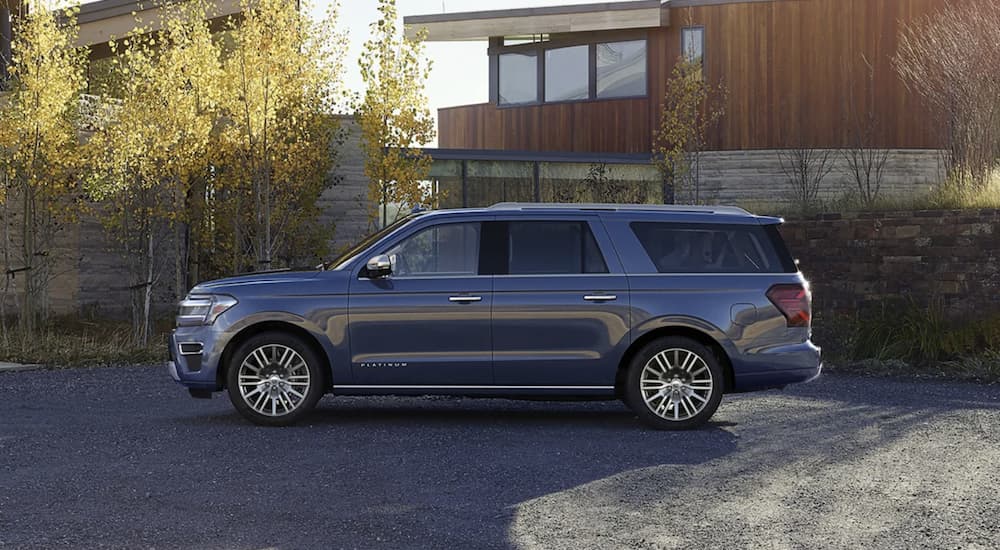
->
767, 284, 811, 328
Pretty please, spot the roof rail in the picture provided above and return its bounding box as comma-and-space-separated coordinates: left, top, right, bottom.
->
487, 202, 753, 216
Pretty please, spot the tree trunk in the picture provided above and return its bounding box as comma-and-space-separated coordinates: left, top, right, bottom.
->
141, 228, 154, 347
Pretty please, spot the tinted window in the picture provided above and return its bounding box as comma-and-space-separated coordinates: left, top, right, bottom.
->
508, 221, 608, 275
387, 223, 480, 277
545, 45, 589, 102
596, 40, 647, 98
499, 52, 538, 105
631, 222, 794, 274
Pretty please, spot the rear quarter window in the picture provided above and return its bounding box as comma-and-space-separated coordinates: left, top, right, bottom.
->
630, 222, 797, 274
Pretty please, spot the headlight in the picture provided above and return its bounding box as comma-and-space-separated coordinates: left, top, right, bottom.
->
177, 294, 238, 326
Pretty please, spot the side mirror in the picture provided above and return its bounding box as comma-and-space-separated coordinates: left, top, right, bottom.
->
366, 254, 392, 279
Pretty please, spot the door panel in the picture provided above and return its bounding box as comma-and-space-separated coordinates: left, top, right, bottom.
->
348, 276, 493, 385
347, 221, 493, 386
492, 274, 630, 386
490, 217, 629, 386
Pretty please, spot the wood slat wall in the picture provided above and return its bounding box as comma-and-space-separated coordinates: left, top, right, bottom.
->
438, 0, 948, 153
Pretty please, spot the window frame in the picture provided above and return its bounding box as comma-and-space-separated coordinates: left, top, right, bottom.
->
489, 31, 649, 108
681, 26, 706, 71
595, 39, 649, 100
497, 50, 540, 106
543, 44, 591, 103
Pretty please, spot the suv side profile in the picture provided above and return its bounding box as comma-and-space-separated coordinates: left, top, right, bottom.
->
168, 203, 821, 429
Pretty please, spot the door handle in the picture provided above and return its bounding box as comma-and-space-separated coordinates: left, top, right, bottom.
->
449, 296, 483, 303
584, 294, 618, 302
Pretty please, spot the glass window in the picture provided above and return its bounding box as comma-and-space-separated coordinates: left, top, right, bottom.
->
508, 221, 608, 275
499, 52, 538, 105
428, 160, 464, 209
465, 160, 534, 208
682, 27, 704, 66
387, 223, 480, 277
545, 45, 589, 102
630, 223, 795, 274
539, 162, 661, 204
596, 40, 647, 98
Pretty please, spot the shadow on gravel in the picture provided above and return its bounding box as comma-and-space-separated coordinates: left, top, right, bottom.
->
162, 398, 741, 548
506, 378, 1000, 549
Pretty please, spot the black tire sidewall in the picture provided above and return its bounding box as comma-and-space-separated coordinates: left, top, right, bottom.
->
226, 331, 325, 426
624, 336, 724, 430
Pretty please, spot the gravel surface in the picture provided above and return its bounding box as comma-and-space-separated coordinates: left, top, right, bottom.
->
1, 366, 998, 549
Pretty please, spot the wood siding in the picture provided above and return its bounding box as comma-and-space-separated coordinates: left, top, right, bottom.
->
438, 0, 948, 153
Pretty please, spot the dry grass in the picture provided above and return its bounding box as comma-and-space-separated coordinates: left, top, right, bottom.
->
0, 319, 168, 367
736, 169, 1000, 217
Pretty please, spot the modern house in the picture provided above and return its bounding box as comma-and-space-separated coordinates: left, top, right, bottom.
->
404, 0, 949, 208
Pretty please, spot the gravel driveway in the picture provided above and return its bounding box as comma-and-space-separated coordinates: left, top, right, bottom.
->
1, 366, 998, 549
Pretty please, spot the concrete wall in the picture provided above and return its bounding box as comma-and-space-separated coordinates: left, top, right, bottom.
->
317, 118, 372, 255
683, 149, 946, 206
3, 118, 372, 319
782, 209, 1000, 320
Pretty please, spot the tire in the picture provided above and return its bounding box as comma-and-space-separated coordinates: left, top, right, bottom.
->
623, 336, 725, 430
226, 331, 325, 426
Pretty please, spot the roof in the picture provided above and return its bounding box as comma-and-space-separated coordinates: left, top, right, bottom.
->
404, 0, 668, 42
75, 0, 242, 53
487, 202, 754, 216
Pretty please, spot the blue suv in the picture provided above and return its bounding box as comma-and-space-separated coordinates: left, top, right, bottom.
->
168, 203, 821, 429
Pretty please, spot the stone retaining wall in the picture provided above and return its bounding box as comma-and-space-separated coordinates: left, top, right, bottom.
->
782, 209, 1000, 319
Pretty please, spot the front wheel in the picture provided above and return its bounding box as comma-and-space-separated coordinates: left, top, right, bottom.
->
624, 336, 725, 430
226, 332, 325, 426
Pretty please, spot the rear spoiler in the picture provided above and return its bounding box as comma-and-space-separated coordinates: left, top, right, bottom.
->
756, 216, 785, 225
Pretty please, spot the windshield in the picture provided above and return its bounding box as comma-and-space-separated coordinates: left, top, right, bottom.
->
324, 213, 421, 270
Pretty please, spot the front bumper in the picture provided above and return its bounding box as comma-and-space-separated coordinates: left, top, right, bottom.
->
167, 327, 226, 391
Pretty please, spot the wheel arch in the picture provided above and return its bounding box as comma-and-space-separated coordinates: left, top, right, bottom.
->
615, 325, 735, 397
217, 320, 333, 390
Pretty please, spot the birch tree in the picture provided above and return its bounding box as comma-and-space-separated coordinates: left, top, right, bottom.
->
0, 0, 86, 335
216, 0, 346, 273
85, 2, 221, 344
357, 0, 435, 228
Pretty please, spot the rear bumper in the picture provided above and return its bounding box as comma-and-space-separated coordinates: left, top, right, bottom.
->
731, 340, 822, 392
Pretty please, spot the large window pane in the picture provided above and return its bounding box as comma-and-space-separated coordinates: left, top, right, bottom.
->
545, 45, 589, 102
596, 40, 647, 98
387, 223, 480, 277
466, 160, 534, 207
428, 160, 463, 209
499, 52, 538, 105
539, 162, 661, 204
508, 221, 607, 275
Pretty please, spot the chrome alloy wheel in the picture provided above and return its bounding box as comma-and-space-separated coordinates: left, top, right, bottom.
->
237, 344, 311, 417
640, 348, 714, 421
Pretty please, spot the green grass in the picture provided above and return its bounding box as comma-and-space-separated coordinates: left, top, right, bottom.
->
0, 319, 168, 367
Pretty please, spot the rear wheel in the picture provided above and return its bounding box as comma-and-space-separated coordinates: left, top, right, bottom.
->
624, 336, 724, 430
226, 331, 325, 426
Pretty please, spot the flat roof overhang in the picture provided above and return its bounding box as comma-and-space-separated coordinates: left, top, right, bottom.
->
404, 0, 667, 42
423, 148, 653, 165
75, 0, 242, 55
